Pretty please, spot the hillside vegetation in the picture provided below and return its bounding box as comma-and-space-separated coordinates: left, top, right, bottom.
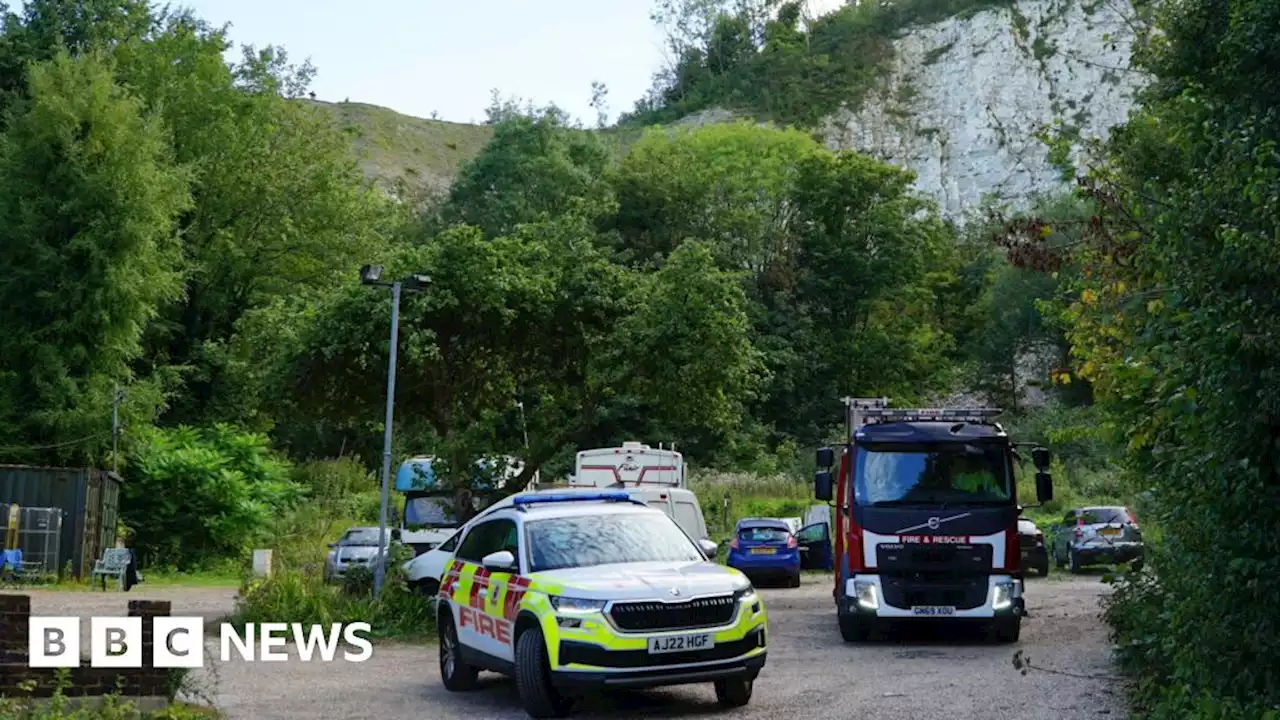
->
315, 100, 492, 199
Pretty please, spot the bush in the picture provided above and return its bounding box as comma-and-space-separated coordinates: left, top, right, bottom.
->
233, 542, 433, 641
122, 425, 303, 570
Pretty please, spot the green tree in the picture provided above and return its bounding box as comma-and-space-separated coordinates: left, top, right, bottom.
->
109, 17, 390, 425
615, 122, 955, 445
0, 51, 190, 464
1003, 0, 1280, 714
123, 424, 301, 569
0, 0, 152, 117
438, 108, 615, 238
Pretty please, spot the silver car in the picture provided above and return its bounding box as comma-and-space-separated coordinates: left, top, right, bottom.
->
1048, 506, 1144, 573
324, 527, 391, 582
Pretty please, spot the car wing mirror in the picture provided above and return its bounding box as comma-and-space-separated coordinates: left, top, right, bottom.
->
481, 550, 518, 574
698, 539, 719, 558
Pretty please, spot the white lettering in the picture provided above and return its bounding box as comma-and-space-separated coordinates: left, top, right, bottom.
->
221, 623, 255, 662
259, 622, 289, 661
343, 622, 373, 662
292, 623, 342, 662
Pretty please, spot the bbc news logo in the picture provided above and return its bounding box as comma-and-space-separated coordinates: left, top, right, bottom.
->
28, 618, 373, 667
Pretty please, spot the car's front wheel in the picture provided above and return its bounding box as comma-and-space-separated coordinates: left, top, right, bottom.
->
715, 678, 753, 708
515, 625, 574, 718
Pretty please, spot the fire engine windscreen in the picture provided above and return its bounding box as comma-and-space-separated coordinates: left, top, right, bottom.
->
855, 443, 1012, 505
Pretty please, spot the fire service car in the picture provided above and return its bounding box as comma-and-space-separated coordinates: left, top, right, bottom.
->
435, 492, 768, 718
813, 399, 1054, 643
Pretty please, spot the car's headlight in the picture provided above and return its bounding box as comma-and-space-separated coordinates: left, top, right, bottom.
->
734, 585, 758, 604
549, 596, 606, 614
992, 581, 1014, 611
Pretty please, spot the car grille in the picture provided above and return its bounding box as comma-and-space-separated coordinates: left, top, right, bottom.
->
609, 595, 737, 632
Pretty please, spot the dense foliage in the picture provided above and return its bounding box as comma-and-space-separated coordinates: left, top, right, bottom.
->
0, 0, 1108, 575
1000, 0, 1280, 714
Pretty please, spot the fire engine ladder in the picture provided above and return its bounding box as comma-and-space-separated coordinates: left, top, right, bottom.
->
840, 397, 1004, 440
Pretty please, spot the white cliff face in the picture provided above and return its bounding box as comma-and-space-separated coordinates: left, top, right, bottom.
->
821, 0, 1146, 219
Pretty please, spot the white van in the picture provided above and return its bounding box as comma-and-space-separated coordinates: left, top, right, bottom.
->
402, 486, 710, 594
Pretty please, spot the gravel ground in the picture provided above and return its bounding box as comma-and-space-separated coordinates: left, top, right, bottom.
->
17, 573, 1126, 719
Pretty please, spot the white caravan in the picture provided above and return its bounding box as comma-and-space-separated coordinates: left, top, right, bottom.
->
572, 441, 685, 488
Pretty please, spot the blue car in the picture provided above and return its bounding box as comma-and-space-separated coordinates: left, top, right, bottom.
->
727, 518, 802, 587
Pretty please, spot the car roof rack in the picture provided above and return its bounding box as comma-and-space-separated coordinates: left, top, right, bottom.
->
840, 397, 1003, 439
511, 491, 647, 512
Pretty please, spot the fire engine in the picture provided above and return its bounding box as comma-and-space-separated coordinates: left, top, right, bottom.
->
813, 398, 1053, 643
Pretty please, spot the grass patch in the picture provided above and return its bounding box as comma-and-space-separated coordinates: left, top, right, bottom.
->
308, 100, 493, 199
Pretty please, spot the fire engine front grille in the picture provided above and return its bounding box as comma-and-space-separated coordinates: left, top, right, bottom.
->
609, 595, 737, 631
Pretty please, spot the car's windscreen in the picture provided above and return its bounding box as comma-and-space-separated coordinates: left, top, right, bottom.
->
855, 443, 1011, 505
525, 513, 704, 572
403, 494, 461, 527
338, 528, 381, 546
1080, 508, 1128, 524
738, 527, 790, 542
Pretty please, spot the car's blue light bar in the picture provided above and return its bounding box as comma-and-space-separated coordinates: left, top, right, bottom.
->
512, 492, 638, 507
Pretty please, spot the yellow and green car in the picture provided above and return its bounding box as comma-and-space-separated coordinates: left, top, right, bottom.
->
436, 491, 768, 718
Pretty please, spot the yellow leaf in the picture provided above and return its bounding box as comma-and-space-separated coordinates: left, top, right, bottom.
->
1147, 299, 1163, 313
1114, 281, 1127, 295
1081, 289, 1098, 305
1039, 225, 1054, 238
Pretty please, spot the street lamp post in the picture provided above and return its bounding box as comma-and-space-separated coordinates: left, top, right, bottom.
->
516, 401, 540, 489
360, 264, 429, 599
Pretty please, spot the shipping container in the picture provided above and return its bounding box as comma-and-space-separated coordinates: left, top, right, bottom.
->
0, 465, 122, 578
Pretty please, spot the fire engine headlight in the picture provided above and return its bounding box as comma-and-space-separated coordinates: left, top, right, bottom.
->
847, 579, 879, 610
992, 581, 1014, 611
549, 596, 606, 614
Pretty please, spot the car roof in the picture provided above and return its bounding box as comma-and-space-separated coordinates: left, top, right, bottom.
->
498, 500, 667, 522
856, 421, 1007, 443
736, 517, 790, 530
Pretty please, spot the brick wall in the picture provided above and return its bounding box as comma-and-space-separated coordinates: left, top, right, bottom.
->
0, 594, 173, 699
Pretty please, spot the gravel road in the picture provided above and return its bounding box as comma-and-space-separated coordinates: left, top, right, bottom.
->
19, 573, 1126, 719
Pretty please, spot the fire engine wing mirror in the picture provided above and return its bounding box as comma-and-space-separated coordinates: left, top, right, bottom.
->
816, 447, 835, 470
481, 550, 517, 574
698, 539, 719, 558
1035, 471, 1054, 504
814, 470, 833, 502
1032, 446, 1051, 470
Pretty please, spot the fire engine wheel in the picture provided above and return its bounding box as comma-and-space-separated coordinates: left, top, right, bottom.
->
838, 614, 871, 643
438, 612, 478, 692
515, 625, 574, 719
715, 678, 753, 708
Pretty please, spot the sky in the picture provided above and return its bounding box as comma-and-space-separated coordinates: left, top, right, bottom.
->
176, 0, 673, 125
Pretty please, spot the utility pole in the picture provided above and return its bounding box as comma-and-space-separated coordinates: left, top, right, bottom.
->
373, 280, 401, 599
516, 401, 540, 488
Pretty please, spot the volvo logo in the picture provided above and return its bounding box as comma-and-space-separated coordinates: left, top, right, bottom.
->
669, 587, 681, 597
895, 512, 973, 534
